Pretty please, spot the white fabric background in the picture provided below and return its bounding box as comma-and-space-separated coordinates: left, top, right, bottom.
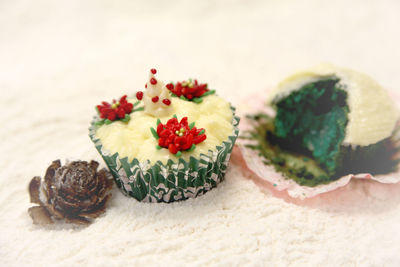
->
1, 0, 400, 266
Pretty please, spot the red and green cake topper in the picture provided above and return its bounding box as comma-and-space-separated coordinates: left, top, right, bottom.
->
95, 69, 216, 126
96, 95, 134, 125
135, 70, 216, 104
150, 115, 207, 157
166, 79, 215, 103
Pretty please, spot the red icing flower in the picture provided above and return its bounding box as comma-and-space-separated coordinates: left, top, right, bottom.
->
96, 95, 133, 122
167, 79, 214, 102
152, 116, 206, 156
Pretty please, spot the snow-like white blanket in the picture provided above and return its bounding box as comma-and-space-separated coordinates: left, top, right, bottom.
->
1, 1, 400, 266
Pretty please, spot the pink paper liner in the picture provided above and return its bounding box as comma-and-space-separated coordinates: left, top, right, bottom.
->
234, 90, 400, 200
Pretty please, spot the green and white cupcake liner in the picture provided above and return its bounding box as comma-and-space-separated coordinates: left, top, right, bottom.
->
89, 107, 240, 203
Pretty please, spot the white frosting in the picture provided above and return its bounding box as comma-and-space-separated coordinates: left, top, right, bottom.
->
269, 64, 399, 146
143, 70, 174, 117
95, 95, 233, 164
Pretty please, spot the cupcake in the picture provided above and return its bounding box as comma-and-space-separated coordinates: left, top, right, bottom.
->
239, 64, 400, 198
89, 69, 239, 202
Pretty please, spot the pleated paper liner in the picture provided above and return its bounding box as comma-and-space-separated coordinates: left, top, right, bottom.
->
236, 91, 400, 199
89, 106, 240, 203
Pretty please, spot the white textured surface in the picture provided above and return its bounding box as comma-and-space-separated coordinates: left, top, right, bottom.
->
1, 0, 400, 266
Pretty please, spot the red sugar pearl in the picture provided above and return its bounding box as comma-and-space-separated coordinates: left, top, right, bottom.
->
136, 91, 143, 100
145, 84, 147, 88
152, 96, 159, 103
150, 78, 157, 85
162, 99, 171, 106
151, 68, 157, 74
166, 83, 174, 90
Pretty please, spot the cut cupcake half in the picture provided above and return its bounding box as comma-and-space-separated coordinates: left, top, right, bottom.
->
238, 64, 400, 198
270, 64, 398, 147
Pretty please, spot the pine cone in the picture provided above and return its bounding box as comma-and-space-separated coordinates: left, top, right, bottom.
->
28, 160, 113, 225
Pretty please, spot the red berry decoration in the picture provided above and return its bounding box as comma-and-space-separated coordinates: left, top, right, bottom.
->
151, 116, 206, 156
96, 95, 133, 123
152, 96, 159, 103
166, 79, 215, 102
162, 99, 171, 106
136, 91, 144, 100
150, 78, 157, 85
151, 68, 157, 74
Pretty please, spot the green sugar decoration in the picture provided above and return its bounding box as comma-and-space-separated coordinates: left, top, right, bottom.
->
150, 127, 159, 139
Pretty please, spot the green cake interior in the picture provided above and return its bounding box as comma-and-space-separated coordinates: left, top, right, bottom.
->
242, 78, 399, 187
272, 78, 348, 176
